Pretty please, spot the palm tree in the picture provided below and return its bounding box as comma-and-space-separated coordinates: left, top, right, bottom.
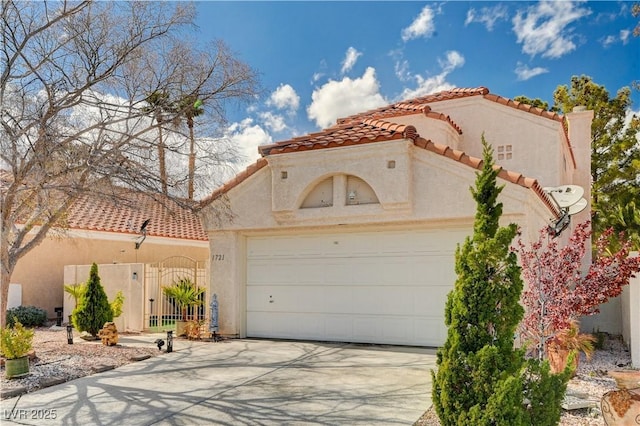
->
162, 277, 204, 321
143, 91, 174, 195
176, 95, 204, 200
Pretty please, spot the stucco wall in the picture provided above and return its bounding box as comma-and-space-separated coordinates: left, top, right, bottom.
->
10, 232, 208, 320
200, 97, 594, 340
203, 139, 554, 337
63, 263, 145, 332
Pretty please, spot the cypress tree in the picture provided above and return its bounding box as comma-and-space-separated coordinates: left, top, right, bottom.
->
72, 263, 113, 338
431, 137, 570, 425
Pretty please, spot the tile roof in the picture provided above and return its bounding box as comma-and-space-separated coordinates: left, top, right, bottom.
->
201, 87, 569, 216
259, 120, 418, 156
65, 190, 208, 241
1, 171, 207, 241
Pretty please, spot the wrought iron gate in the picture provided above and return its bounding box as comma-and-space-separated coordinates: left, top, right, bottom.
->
144, 256, 208, 332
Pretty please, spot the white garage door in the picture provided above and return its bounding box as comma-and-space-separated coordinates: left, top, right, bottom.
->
246, 228, 468, 346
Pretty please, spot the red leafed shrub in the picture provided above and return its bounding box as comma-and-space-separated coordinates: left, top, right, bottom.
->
518, 221, 640, 358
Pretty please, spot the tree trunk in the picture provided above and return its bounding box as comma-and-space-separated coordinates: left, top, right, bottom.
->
1, 266, 12, 329
188, 117, 195, 200
157, 116, 168, 195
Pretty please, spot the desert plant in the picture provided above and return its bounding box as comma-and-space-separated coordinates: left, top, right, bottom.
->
64, 283, 86, 305
162, 277, 204, 321
0, 320, 34, 360
72, 263, 113, 338
432, 138, 570, 425
547, 321, 596, 374
6, 306, 47, 327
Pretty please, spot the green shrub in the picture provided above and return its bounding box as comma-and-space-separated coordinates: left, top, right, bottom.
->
592, 329, 607, 350
110, 290, 125, 319
6, 306, 48, 327
432, 138, 570, 425
72, 263, 113, 337
0, 320, 35, 359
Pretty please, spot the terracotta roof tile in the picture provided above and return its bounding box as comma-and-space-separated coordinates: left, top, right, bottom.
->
202, 87, 570, 216
65, 190, 207, 241
1, 171, 207, 241
259, 120, 417, 156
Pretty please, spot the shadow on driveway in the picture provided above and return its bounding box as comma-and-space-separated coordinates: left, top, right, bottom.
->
1, 339, 437, 425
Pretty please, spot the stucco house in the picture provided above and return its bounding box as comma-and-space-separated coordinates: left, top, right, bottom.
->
199, 87, 593, 347
8, 188, 209, 321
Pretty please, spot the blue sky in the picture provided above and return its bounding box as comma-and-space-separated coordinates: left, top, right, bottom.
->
194, 1, 639, 168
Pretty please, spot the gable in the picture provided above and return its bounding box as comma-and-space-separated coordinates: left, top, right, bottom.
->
200, 87, 587, 224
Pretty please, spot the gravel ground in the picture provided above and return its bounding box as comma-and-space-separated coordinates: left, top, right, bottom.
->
1, 328, 636, 426
1, 326, 162, 395
415, 336, 637, 425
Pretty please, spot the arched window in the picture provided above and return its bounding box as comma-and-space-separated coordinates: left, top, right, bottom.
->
345, 175, 379, 205
300, 177, 333, 208
300, 174, 379, 209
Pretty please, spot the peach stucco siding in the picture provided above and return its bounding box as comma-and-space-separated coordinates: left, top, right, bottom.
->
10, 232, 208, 320
200, 89, 594, 341
202, 141, 558, 338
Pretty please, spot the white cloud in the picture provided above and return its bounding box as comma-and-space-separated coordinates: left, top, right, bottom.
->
394, 59, 411, 82
438, 51, 465, 72
601, 35, 617, 48
312, 72, 324, 83
512, 1, 591, 59
514, 62, 549, 81
258, 111, 287, 133
224, 118, 272, 169
465, 5, 509, 31
620, 29, 631, 44
401, 5, 436, 42
397, 51, 465, 100
603, 29, 631, 47
266, 84, 300, 114
341, 47, 362, 74
307, 67, 387, 129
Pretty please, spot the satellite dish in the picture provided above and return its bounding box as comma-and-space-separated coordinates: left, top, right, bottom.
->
544, 185, 584, 208
567, 198, 587, 216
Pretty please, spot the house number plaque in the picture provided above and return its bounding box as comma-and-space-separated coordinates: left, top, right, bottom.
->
212, 254, 225, 261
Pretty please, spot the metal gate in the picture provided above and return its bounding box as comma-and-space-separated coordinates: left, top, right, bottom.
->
144, 256, 208, 332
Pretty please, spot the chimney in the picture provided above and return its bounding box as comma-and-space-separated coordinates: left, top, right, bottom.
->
566, 106, 594, 265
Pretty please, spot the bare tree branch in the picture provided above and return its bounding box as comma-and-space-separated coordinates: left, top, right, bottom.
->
0, 1, 259, 326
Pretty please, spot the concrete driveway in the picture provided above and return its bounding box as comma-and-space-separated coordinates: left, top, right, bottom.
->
1, 338, 436, 425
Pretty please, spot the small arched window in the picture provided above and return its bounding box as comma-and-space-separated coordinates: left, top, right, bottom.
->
300, 177, 333, 208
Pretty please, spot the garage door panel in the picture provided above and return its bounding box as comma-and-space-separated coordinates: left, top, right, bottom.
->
325, 316, 355, 340
246, 228, 468, 346
414, 318, 448, 346
414, 286, 451, 313
353, 317, 381, 341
